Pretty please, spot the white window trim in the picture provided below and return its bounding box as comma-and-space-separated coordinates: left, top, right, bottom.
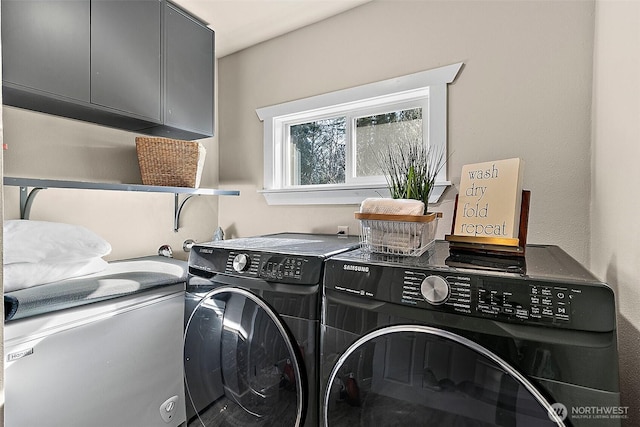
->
256, 62, 463, 206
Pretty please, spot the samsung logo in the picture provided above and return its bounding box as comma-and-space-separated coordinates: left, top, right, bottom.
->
198, 248, 214, 254
343, 264, 369, 273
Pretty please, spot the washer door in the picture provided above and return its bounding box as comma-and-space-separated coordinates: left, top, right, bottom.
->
185, 287, 306, 427
324, 325, 565, 426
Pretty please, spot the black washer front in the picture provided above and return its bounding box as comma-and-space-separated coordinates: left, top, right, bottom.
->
184, 233, 360, 427
185, 287, 305, 426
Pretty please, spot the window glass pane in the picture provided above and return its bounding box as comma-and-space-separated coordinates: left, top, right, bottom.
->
289, 117, 346, 185
355, 107, 423, 177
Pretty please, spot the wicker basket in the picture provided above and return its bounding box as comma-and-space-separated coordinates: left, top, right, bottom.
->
355, 212, 442, 256
136, 137, 206, 188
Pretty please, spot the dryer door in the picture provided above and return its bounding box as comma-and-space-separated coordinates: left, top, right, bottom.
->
323, 325, 565, 426
185, 287, 306, 427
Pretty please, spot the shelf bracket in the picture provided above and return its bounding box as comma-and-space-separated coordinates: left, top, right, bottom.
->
4, 177, 239, 231
174, 193, 198, 232
19, 185, 47, 220
18, 188, 203, 231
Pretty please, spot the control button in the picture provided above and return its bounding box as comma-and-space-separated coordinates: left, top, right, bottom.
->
232, 253, 251, 272
542, 307, 554, 317
453, 303, 471, 309
420, 275, 450, 305
556, 302, 570, 321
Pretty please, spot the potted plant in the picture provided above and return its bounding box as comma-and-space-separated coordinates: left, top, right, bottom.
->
378, 139, 445, 214
355, 140, 445, 256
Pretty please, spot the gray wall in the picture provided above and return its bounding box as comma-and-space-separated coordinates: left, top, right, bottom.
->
217, 0, 594, 263
591, 0, 640, 420
2, 103, 221, 262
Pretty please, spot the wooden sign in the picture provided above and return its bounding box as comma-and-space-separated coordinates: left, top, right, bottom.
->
453, 158, 524, 239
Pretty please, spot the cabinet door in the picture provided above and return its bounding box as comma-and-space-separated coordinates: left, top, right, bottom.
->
165, 2, 214, 136
1, 0, 90, 102
91, 0, 162, 122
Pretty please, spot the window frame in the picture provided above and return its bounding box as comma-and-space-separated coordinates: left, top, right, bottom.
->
256, 62, 463, 206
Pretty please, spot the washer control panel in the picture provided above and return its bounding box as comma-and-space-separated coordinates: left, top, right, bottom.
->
189, 246, 323, 285
224, 251, 318, 284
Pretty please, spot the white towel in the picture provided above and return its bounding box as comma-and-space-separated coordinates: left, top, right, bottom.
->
359, 198, 425, 215
358, 198, 429, 255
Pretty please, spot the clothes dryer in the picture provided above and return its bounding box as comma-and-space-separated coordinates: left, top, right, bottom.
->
321, 242, 620, 426
185, 233, 359, 427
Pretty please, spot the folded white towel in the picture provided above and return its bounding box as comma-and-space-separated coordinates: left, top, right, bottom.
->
359, 198, 425, 215
369, 228, 421, 254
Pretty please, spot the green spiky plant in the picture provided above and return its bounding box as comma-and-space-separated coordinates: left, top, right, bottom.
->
379, 140, 445, 215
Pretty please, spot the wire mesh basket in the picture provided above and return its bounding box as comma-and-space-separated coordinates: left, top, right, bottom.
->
355, 212, 442, 256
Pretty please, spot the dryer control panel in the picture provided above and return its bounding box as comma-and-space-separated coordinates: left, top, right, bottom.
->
401, 270, 575, 324
324, 258, 616, 333
475, 278, 575, 324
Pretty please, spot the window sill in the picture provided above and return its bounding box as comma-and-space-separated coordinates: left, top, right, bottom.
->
259, 182, 450, 206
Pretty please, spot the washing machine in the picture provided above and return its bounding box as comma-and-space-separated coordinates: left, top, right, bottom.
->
321, 241, 620, 426
184, 233, 360, 427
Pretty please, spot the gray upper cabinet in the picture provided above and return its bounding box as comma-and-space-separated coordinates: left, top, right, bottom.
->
164, 3, 214, 136
1, 0, 214, 140
2, 0, 91, 103
91, 0, 162, 123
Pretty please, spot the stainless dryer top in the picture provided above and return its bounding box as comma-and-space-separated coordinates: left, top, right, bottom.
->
201, 232, 360, 258
189, 233, 360, 285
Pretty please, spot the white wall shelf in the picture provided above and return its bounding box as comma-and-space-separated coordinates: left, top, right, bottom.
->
3, 176, 240, 231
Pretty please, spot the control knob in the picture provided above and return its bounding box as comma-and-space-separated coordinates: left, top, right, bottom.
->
420, 275, 450, 305
233, 254, 251, 272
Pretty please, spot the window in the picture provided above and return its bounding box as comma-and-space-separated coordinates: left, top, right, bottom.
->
256, 62, 463, 205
